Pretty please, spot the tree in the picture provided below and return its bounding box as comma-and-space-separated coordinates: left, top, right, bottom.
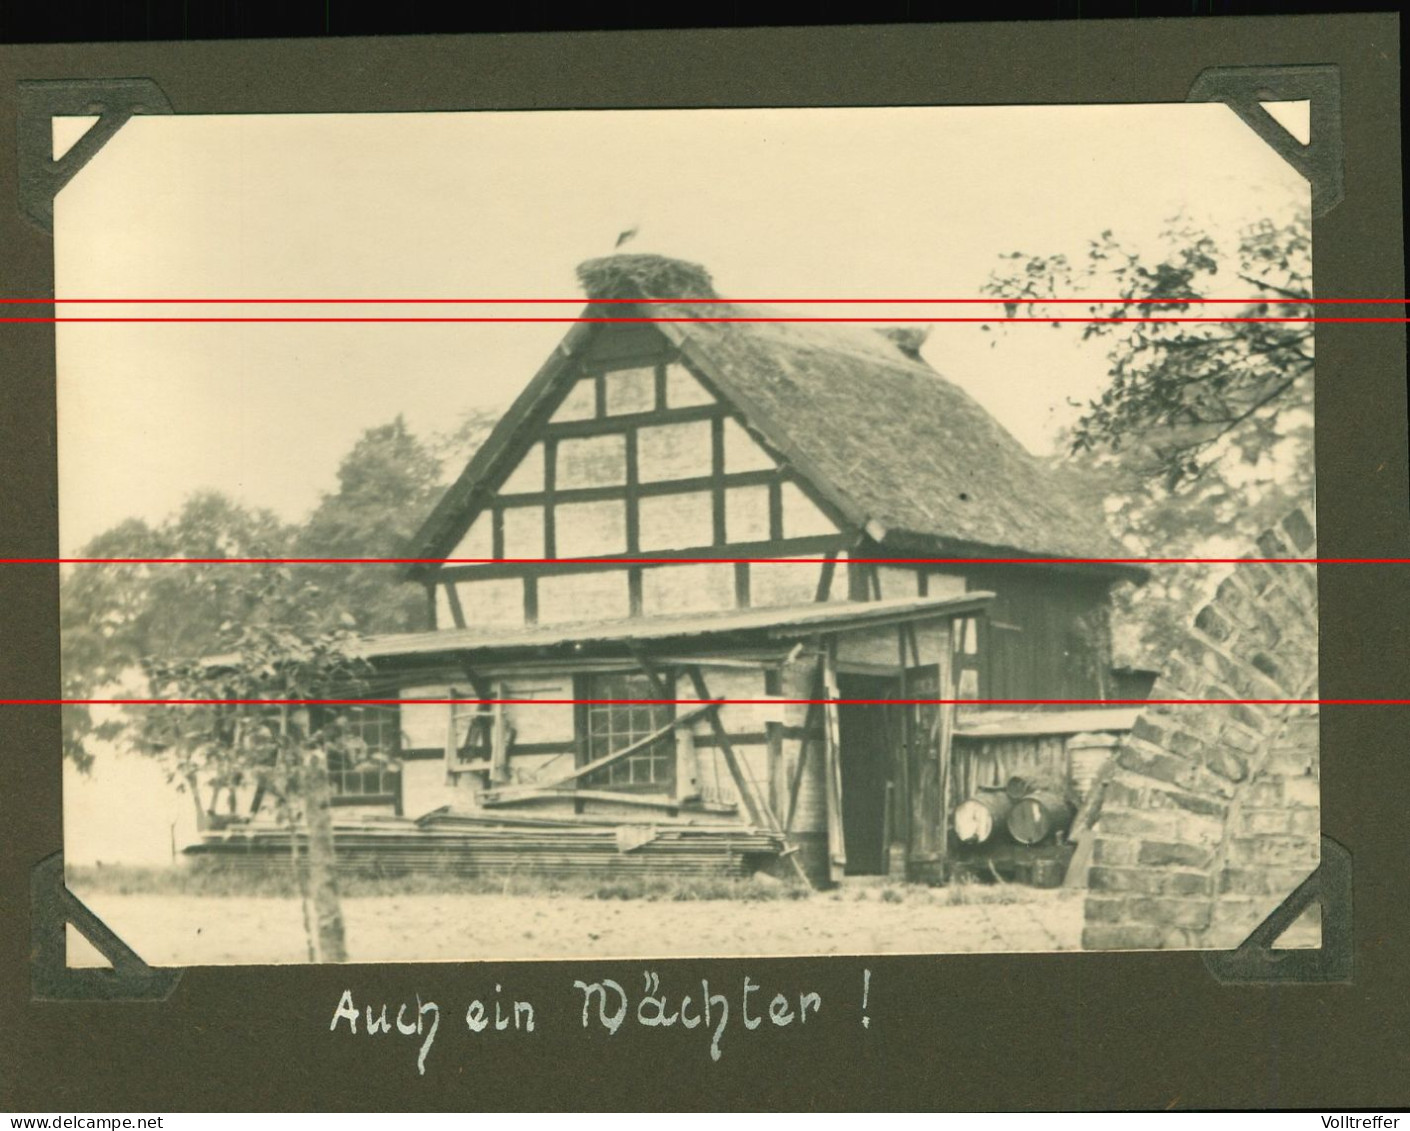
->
60, 493, 297, 770
427, 405, 501, 482
982, 213, 1315, 669
129, 568, 374, 962
982, 213, 1313, 490
59, 410, 505, 957
61, 412, 503, 769
296, 416, 448, 635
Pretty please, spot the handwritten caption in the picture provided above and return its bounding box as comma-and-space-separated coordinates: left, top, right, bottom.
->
329, 968, 872, 1075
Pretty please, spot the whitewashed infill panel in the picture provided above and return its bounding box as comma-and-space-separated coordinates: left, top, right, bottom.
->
781, 481, 839, 538
665, 364, 715, 407
448, 512, 493, 562
750, 555, 828, 607
400, 760, 460, 821
725, 484, 770, 544
640, 561, 735, 616
500, 677, 575, 745
637, 419, 713, 482
555, 498, 628, 557
399, 684, 455, 748
836, 624, 905, 667
638, 490, 713, 551
501, 505, 546, 558
456, 577, 525, 628
875, 566, 921, 599
557, 433, 627, 488
723, 418, 776, 473
500, 442, 545, 494
551, 377, 597, 423
603, 366, 656, 415
911, 619, 952, 668
536, 569, 631, 625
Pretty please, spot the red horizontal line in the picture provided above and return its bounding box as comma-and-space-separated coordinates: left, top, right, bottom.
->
4, 297, 1399, 305
14, 556, 1364, 565
4, 698, 1380, 706
2, 316, 1392, 325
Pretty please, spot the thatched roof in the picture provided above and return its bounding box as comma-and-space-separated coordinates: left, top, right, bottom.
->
406, 254, 1137, 575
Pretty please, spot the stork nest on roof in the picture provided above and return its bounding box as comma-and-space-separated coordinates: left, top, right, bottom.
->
576, 254, 718, 302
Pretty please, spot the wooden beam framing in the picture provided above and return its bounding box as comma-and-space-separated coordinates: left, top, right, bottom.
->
815, 552, 837, 603
496, 467, 777, 509
686, 665, 812, 888
625, 642, 672, 701
456, 660, 492, 702
541, 400, 720, 439
436, 532, 850, 583
443, 581, 467, 629
711, 416, 727, 545
822, 639, 847, 883
785, 664, 826, 833
904, 621, 923, 669
768, 480, 784, 541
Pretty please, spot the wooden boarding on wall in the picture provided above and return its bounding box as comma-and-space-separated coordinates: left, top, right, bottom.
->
906, 624, 953, 874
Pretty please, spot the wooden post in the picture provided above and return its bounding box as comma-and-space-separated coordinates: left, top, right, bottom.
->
895, 624, 912, 862
766, 722, 784, 825
822, 639, 846, 884
935, 621, 955, 878
675, 722, 701, 803
490, 693, 509, 784
444, 692, 457, 784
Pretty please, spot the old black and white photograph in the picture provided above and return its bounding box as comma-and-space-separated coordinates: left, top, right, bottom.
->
56, 102, 1318, 966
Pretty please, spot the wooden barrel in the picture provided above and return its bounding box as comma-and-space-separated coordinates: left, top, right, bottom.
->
1003, 775, 1032, 802
1007, 791, 1075, 845
953, 790, 1013, 845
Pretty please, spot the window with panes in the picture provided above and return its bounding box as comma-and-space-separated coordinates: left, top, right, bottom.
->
327, 704, 402, 800
580, 671, 675, 790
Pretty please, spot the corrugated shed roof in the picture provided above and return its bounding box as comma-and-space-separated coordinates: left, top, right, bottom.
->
358, 592, 994, 662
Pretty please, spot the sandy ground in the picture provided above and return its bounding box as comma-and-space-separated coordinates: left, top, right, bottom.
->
67, 886, 1086, 966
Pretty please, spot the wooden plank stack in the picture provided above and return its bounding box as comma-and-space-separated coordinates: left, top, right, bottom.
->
184, 812, 784, 879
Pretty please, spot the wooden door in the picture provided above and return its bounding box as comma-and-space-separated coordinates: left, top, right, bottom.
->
836, 673, 900, 876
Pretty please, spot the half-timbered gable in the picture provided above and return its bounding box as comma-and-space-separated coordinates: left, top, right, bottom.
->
417, 317, 866, 641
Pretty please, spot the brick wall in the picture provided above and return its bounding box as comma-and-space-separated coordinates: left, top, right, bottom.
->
1082, 510, 1320, 950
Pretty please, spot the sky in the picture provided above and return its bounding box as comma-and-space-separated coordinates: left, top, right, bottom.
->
53, 102, 1309, 554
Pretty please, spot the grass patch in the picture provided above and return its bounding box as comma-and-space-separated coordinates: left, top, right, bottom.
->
68, 863, 1067, 905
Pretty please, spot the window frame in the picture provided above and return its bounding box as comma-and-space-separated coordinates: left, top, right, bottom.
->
574, 670, 678, 793
320, 703, 404, 810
